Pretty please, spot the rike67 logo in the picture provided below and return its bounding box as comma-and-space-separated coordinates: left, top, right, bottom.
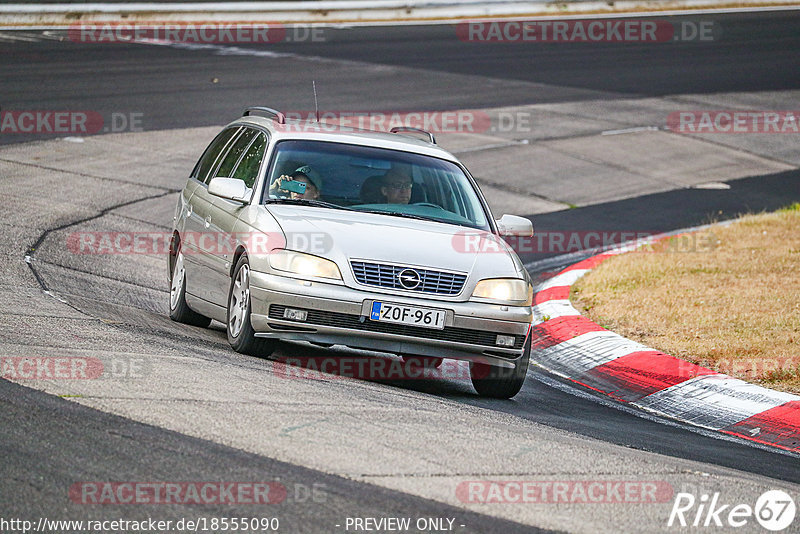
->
668, 490, 796, 531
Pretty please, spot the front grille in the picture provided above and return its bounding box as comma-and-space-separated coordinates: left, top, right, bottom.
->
269, 305, 524, 350
350, 261, 467, 295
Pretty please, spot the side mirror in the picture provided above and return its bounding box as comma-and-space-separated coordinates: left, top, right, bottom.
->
496, 214, 533, 237
208, 177, 248, 203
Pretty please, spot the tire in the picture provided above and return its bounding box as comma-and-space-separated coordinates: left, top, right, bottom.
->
169, 247, 212, 328
470, 333, 531, 399
227, 254, 277, 357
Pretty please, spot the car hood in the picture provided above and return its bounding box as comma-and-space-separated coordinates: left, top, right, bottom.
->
265, 205, 525, 279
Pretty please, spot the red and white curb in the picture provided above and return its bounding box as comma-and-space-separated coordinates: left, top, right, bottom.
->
531, 250, 800, 454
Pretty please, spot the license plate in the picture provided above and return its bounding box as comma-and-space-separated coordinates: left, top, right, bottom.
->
369, 301, 446, 330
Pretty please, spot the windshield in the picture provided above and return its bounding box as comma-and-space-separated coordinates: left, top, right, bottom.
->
263, 140, 491, 230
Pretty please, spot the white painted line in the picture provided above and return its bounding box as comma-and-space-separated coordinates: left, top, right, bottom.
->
453, 139, 528, 154
635, 374, 800, 430
141, 40, 293, 58
0, 32, 42, 41
693, 182, 731, 190
601, 126, 660, 136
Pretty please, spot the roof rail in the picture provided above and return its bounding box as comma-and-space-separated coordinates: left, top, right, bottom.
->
243, 106, 286, 124
389, 126, 436, 145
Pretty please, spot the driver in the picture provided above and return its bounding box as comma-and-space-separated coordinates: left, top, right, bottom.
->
269, 165, 323, 200
380, 168, 413, 204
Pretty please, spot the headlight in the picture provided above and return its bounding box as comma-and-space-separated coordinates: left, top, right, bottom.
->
471, 278, 532, 304
269, 250, 342, 280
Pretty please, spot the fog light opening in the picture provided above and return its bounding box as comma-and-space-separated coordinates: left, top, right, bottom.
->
495, 335, 515, 347
283, 308, 308, 322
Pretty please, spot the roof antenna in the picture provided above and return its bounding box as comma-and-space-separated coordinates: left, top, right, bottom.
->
313, 80, 319, 122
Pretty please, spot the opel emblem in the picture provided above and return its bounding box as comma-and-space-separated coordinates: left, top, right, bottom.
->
398, 269, 421, 290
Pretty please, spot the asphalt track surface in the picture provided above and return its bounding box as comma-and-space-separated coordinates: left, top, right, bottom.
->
1, 10, 800, 533
2, 11, 799, 144
0, 379, 544, 533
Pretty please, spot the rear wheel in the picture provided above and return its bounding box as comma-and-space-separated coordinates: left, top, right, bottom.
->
227, 254, 276, 357
169, 247, 212, 328
470, 334, 531, 399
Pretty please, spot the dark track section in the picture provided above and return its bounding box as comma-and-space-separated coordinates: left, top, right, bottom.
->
0, 378, 548, 534
264, 12, 800, 96
1, 12, 798, 145
517, 168, 800, 264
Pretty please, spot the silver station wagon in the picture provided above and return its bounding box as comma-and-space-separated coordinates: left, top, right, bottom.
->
168, 107, 535, 398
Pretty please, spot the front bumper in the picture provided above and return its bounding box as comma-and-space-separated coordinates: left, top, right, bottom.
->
249, 271, 532, 368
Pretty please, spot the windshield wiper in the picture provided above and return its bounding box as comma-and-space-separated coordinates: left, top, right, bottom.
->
361, 209, 483, 230
360, 210, 431, 222
265, 198, 356, 211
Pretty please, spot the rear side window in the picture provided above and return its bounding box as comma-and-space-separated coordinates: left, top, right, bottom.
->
214, 128, 258, 180
230, 132, 268, 188
192, 127, 241, 184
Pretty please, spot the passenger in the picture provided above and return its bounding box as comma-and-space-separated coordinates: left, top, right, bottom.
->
380, 168, 413, 204
270, 165, 322, 200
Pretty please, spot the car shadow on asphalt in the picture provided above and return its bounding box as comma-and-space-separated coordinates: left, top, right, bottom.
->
268, 340, 479, 397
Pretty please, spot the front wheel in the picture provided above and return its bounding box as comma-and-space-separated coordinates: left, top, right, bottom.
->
227, 254, 276, 357
470, 333, 531, 399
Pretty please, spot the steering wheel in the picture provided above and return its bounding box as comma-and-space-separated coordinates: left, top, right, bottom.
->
412, 202, 444, 209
